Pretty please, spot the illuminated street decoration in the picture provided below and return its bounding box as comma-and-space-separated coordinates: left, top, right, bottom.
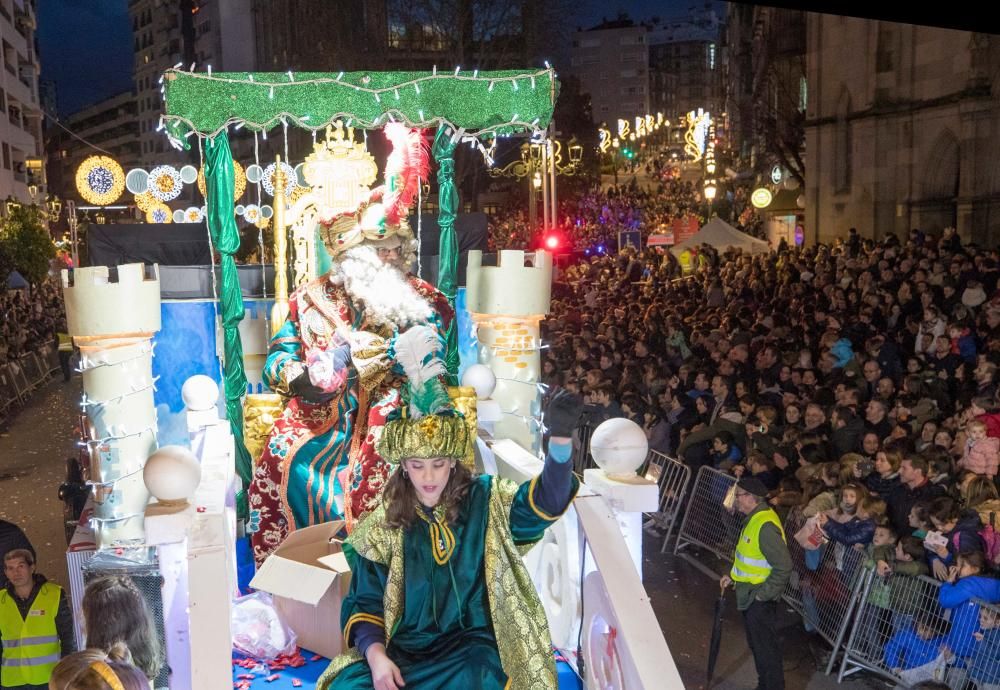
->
684, 109, 711, 161
751, 187, 774, 209
617, 118, 630, 140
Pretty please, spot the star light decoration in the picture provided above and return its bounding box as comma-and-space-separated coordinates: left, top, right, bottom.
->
76, 156, 125, 206
148, 165, 184, 202
146, 202, 173, 224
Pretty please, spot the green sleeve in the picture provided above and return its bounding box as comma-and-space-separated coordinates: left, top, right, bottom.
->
507, 475, 581, 546
263, 309, 305, 395
339, 555, 388, 646
754, 523, 793, 602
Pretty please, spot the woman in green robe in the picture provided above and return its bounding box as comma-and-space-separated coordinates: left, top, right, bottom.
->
318, 391, 583, 690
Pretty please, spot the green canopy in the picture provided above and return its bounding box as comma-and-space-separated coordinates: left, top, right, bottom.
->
162, 69, 559, 142
161, 68, 559, 519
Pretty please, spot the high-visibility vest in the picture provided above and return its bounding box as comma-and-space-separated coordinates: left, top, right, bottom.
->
57, 333, 73, 353
0, 582, 63, 687
730, 508, 786, 584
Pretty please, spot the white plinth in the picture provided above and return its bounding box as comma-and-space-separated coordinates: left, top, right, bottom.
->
583, 469, 658, 582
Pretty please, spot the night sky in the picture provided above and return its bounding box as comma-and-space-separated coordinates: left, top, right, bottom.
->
36, 0, 700, 117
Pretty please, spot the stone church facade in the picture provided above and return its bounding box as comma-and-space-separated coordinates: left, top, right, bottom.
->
804, 15, 999, 245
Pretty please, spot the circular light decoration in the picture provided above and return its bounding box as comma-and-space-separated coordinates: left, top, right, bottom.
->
147, 202, 173, 224
235, 204, 246, 216
245, 164, 264, 184
172, 210, 186, 223
242, 204, 261, 224
149, 165, 183, 202
133, 191, 156, 212
770, 165, 784, 185
185, 206, 203, 223
125, 168, 149, 195
294, 163, 308, 187
197, 161, 246, 200
76, 155, 125, 206
260, 205, 274, 220
179, 165, 199, 185
262, 162, 297, 197
751, 187, 774, 209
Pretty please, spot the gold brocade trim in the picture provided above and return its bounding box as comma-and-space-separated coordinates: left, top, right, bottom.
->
342, 612, 385, 646
485, 476, 560, 690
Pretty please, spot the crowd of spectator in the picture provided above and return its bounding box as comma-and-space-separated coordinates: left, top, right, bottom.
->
540, 225, 1000, 679
487, 176, 708, 253
0, 283, 64, 367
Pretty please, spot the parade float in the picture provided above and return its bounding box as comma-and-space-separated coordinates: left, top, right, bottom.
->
61, 65, 679, 690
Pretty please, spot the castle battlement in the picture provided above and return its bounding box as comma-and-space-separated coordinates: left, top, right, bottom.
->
62, 263, 162, 337
466, 250, 552, 318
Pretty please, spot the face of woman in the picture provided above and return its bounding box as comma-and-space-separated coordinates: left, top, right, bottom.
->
785, 405, 801, 424
695, 397, 708, 414
874, 452, 892, 475
404, 457, 455, 508
934, 431, 953, 449
921, 423, 938, 442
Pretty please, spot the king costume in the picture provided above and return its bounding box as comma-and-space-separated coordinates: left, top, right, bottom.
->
318, 383, 581, 690
248, 124, 452, 564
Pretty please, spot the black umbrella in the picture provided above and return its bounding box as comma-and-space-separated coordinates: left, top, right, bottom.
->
707, 587, 728, 685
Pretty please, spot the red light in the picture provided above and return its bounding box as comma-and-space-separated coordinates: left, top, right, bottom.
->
544, 236, 559, 250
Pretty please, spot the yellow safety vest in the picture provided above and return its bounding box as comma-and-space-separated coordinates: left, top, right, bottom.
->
0, 582, 63, 687
57, 333, 73, 353
730, 508, 786, 584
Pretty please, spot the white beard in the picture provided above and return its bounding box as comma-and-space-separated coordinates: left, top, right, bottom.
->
330, 245, 433, 330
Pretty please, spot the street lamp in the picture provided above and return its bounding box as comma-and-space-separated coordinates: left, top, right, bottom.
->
47, 195, 62, 220
569, 139, 583, 166
532, 172, 542, 190
28, 184, 38, 203
704, 180, 718, 201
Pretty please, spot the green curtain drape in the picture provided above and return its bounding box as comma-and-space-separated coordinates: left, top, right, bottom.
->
433, 126, 459, 384
204, 134, 252, 519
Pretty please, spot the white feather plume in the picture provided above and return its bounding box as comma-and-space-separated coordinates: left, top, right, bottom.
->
393, 325, 446, 390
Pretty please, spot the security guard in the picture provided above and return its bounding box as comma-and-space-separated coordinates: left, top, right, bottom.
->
0, 550, 76, 690
720, 478, 792, 690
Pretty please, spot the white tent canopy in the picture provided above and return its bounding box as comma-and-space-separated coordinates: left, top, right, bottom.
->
670, 217, 771, 255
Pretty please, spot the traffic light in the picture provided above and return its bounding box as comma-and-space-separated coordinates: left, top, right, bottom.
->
622, 147, 634, 160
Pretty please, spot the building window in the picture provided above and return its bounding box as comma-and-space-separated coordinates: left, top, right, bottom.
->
2, 143, 9, 170
876, 25, 895, 72
708, 43, 716, 70
834, 92, 852, 193
799, 77, 808, 112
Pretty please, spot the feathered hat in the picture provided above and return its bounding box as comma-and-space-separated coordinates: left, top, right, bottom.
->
376, 326, 473, 467
318, 124, 430, 258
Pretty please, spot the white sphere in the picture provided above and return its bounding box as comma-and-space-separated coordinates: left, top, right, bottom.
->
143, 445, 202, 505
181, 375, 219, 411
589, 418, 648, 478
461, 364, 497, 400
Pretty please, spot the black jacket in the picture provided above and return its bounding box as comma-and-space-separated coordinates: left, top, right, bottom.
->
887, 479, 947, 535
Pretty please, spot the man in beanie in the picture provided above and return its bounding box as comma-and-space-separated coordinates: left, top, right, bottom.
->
720, 477, 792, 690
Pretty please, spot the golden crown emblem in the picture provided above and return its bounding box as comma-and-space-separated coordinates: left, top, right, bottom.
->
303, 121, 379, 216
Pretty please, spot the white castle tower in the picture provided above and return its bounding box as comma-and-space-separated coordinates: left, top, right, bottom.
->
62, 263, 162, 548
465, 250, 552, 451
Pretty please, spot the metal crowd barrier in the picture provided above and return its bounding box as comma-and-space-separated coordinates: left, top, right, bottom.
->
837, 567, 1000, 688
673, 466, 743, 574
782, 511, 869, 674
636, 450, 693, 553
0, 347, 58, 419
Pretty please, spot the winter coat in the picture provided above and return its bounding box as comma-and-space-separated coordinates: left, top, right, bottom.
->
942, 510, 986, 565
979, 412, 1000, 440
883, 628, 945, 670
939, 574, 1000, 657
865, 471, 900, 498
962, 437, 1000, 477
887, 480, 946, 535
831, 338, 854, 368
822, 515, 876, 546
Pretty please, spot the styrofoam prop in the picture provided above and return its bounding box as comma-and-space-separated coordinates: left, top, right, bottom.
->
461, 363, 497, 400
589, 418, 649, 478
181, 374, 220, 411
466, 250, 552, 451
144, 445, 202, 505
62, 263, 161, 548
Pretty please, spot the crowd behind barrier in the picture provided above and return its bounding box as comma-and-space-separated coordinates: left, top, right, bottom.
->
538, 215, 1000, 685
0, 282, 66, 422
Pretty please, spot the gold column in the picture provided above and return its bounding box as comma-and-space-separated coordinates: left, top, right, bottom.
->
270, 157, 289, 338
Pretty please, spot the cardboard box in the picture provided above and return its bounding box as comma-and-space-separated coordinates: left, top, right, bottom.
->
249, 521, 352, 660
